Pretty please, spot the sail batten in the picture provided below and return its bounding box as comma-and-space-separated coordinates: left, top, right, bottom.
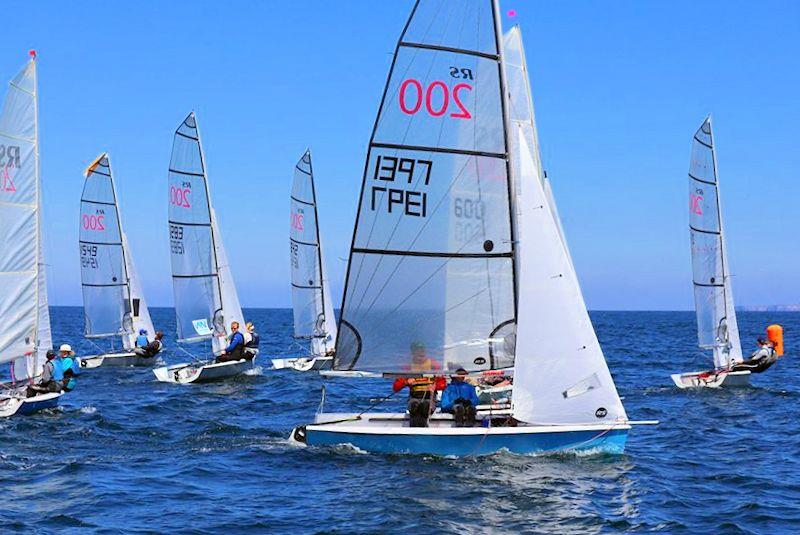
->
688, 117, 742, 367
168, 113, 245, 352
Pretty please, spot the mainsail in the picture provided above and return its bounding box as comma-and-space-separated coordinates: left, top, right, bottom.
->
334, 0, 517, 374
168, 112, 246, 355
80, 153, 155, 350
688, 117, 742, 368
0, 53, 52, 381
290, 150, 337, 356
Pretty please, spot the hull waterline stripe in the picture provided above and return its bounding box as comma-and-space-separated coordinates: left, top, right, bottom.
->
371, 142, 505, 160
352, 247, 512, 259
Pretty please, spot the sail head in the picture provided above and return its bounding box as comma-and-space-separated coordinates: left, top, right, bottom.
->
333, 0, 517, 374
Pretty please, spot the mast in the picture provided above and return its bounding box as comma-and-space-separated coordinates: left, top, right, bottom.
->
307, 151, 328, 344
106, 154, 134, 341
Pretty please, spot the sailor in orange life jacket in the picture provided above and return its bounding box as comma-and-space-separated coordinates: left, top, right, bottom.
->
392, 341, 446, 428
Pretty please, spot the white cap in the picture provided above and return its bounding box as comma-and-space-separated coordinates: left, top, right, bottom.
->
59, 344, 74, 354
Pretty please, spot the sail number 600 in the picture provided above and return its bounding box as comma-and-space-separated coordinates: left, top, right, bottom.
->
399, 79, 472, 119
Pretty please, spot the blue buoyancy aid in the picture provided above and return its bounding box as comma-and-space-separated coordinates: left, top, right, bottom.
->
49, 358, 64, 382
135, 334, 149, 348
61, 356, 78, 391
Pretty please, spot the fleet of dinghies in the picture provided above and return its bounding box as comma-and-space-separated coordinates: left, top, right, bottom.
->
0, 0, 787, 461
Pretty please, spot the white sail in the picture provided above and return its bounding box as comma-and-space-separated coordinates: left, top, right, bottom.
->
689, 117, 742, 368
511, 128, 627, 425
503, 26, 574, 272
168, 112, 245, 355
333, 0, 516, 374
121, 231, 155, 349
80, 154, 155, 351
0, 54, 51, 381
290, 150, 337, 356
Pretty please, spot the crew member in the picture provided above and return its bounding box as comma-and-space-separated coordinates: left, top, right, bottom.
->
26, 350, 63, 397
441, 368, 480, 427
217, 322, 246, 363
134, 331, 164, 358
392, 341, 446, 427
59, 344, 79, 392
135, 329, 149, 348
732, 338, 779, 374
244, 322, 259, 358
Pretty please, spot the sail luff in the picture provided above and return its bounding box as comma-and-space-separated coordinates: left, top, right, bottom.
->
106, 154, 136, 347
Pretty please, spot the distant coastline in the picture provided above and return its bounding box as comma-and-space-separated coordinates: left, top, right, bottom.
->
736, 305, 800, 312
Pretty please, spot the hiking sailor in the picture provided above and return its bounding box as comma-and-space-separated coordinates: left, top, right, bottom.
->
59, 344, 79, 392
216, 321, 247, 363
732, 338, 779, 374
134, 331, 164, 358
26, 350, 63, 397
135, 329, 149, 349
441, 368, 480, 427
244, 322, 260, 358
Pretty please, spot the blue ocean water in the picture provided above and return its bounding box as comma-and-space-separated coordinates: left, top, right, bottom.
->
1, 307, 798, 533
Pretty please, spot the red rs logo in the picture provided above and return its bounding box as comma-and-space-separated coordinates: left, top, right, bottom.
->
690, 193, 703, 216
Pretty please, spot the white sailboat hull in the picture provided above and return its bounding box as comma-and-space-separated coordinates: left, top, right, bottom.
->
291, 413, 631, 456
670, 369, 751, 389
271, 355, 332, 372
0, 390, 63, 418
153, 357, 256, 384
80, 351, 159, 369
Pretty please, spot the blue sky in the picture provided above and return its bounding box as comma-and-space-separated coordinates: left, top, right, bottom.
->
1, 1, 798, 309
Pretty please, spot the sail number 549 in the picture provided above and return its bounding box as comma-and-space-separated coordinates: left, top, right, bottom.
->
399, 79, 472, 119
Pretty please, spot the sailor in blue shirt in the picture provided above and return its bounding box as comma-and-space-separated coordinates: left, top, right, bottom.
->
216, 321, 246, 363
135, 329, 149, 348
59, 344, 79, 392
441, 368, 480, 427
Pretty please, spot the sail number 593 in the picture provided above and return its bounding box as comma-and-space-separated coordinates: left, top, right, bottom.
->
399, 79, 472, 119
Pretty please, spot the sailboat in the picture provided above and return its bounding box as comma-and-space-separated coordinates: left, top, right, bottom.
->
291, 2, 652, 455
153, 112, 256, 384
671, 117, 750, 388
0, 52, 63, 417
271, 150, 338, 372
79, 153, 159, 368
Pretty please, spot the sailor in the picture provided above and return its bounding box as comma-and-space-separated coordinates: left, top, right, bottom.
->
26, 350, 63, 397
59, 344, 79, 392
732, 338, 779, 374
441, 368, 480, 427
135, 329, 149, 348
392, 341, 446, 427
216, 321, 246, 363
244, 322, 260, 357
134, 331, 164, 358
